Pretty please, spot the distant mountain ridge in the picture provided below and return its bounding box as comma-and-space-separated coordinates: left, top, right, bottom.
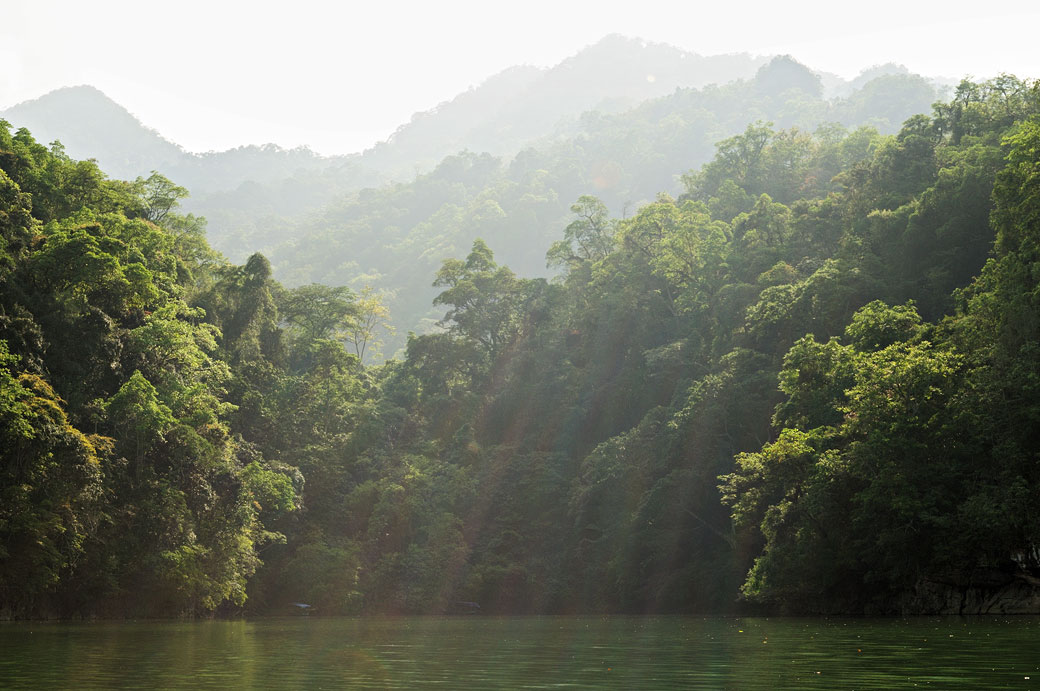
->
0, 36, 770, 189
1, 38, 952, 343
260, 55, 948, 357
0, 36, 947, 199
0, 35, 782, 266
359, 35, 770, 175
0, 84, 363, 194
1, 85, 185, 179
0, 37, 952, 305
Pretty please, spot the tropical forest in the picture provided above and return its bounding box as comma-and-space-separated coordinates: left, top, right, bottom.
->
2, 44, 1040, 624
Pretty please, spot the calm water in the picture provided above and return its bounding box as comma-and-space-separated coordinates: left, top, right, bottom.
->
1, 615, 1039, 689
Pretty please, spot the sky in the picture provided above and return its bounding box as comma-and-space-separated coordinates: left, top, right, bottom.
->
2, 0, 1039, 155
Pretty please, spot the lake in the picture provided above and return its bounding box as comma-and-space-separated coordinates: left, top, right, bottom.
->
1, 615, 1038, 688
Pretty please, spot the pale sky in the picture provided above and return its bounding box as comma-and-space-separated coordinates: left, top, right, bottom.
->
2, 0, 1038, 155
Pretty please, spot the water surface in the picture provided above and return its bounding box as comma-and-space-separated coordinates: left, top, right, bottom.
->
2, 615, 1038, 688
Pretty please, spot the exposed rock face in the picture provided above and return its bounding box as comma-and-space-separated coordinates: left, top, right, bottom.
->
902, 569, 1040, 614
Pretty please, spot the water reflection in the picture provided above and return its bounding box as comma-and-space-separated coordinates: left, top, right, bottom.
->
1, 616, 1038, 688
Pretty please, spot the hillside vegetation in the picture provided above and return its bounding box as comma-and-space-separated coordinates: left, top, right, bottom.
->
265, 57, 944, 355
1, 73, 1038, 618
3, 49, 946, 360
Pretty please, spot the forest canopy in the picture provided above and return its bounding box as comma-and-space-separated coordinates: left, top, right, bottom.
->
1, 73, 1039, 618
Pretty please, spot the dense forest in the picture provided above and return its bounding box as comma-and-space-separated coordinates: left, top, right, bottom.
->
1, 73, 1038, 619
5, 53, 945, 360
243, 56, 943, 355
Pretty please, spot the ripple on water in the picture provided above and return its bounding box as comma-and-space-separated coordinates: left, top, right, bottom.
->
1, 616, 1039, 688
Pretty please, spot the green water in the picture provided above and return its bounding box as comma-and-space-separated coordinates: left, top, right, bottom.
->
1, 616, 1038, 688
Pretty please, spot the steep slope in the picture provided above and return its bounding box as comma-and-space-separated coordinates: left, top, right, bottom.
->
1, 42, 949, 354
1, 36, 766, 194
268, 58, 946, 357
0, 85, 366, 196
1, 85, 185, 180
360, 35, 768, 177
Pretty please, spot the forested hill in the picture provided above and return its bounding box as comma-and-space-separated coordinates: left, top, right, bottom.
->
262, 56, 944, 356
0, 85, 376, 208
357, 35, 771, 176
3, 44, 943, 284
0, 85, 186, 181
3, 47, 948, 362
2, 75, 1039, 619
0, 37, 767, 187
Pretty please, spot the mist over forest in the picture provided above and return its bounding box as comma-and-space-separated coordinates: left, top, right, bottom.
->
3, 37, 949, 359
1, 34, 1039, 619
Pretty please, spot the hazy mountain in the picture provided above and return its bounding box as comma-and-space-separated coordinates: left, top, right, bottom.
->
264, 56, 947, 357
0, 38, 946, 218
1, 36, 767, 188
0, 85, 185, 181
1, 39, 949, 197
360, 35, 769, 177
0, 85, 368, 195
0, 35, 778, 267
1, 39, 949, 326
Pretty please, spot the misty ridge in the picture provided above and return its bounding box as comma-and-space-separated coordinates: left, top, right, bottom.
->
2, 36, 944, 197
1, 36, 954, 357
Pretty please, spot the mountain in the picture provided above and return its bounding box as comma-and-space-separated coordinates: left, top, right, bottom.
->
1, 39, 949, 195
0, 37, 766, 265
1, 40, 950, 357
0, 85, 368, 195
0, 39, 947, 233
0, 85, 185, 181
359, 35, 769, 177
265, 56, 947, 357
1, 36, 767, 188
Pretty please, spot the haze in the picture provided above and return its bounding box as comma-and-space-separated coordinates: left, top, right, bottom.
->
2, 0, 1039, 154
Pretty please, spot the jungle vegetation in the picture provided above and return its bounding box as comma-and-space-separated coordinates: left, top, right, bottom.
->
1, 73, 1038, 617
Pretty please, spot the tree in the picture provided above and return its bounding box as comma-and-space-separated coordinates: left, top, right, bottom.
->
345, 286, 394, 363
105, 370, 175, 464
721, 301, 968, 611
134, 171, 189, 224
200, 253, 283, 365
546, 196, 617, 271
683, 123, 774, 200
433, 239, 523, 358
0, 342, 105, 613
279, 283, 358, 348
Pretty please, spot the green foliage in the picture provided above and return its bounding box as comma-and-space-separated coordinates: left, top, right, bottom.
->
0, 341, 105, 612
106, 371, 175, 458
433, 239, 526, 358
259, 69, 944, 358
0, 126, 304, 617
843, 299, 923, 351
4, 73, 1040, 618
546, 196, 617, 270
133, 171, 188, 224
279, 284, 357, 346
277, 540, 362, 613
720, 110, 1040, 611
